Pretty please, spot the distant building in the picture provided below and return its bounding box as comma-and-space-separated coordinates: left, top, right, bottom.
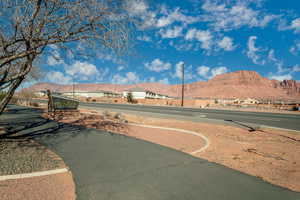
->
61, 90, 121, 98
122, 87, 169, 99
234, 98, 259, 104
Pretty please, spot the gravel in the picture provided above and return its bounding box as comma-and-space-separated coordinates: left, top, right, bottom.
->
0, 139, 64, 175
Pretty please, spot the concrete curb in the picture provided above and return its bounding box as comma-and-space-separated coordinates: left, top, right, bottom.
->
128, 123, 210, 154
0, 168, 69, 181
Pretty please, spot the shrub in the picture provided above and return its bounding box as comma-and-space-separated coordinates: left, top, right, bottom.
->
103, 110, 112, 118
127, 92, 136, 103
86, 97, 92, 102
114, 113, 124, 120
291, 106, 299, 111
30, 102, 40, 107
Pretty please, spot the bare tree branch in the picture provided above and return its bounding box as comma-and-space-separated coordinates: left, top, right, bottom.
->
0, 0, 133, 115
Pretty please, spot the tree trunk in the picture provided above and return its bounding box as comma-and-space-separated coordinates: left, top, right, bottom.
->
0, 77, 25, 115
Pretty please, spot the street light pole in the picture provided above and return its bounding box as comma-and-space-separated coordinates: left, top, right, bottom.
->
181, 62, 185, 107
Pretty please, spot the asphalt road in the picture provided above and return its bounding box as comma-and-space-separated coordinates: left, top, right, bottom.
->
30, 99, 300, 131
79, 102, 300, 131
1, 105, 300, 200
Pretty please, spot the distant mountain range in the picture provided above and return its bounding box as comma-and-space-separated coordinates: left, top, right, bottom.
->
24, 70, 300, 100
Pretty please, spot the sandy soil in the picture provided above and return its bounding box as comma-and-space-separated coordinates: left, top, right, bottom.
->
0, 172, 75, 200
0, 139, 76, 199
42, 108, 300, 192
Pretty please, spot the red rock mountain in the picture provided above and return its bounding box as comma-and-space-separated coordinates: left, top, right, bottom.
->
25, 70, 300, 100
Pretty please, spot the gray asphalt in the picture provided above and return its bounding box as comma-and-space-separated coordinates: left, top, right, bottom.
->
1, 105, 299, 200
79, 102, 300, 131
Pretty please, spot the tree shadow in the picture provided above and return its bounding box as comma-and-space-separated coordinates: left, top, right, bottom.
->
224, 119, 300, 143
0, 105, 129, 149
224, 119, 259, 132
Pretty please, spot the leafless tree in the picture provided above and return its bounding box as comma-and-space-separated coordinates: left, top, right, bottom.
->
0, 0, 131, 114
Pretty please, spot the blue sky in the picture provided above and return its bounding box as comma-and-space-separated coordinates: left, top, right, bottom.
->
40, 0, 300, 86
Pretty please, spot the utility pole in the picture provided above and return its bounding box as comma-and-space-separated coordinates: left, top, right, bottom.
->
181, 62, 185, 107
72, 78, 75, 99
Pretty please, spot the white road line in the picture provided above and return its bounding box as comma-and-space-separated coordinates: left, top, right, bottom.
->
0, 168, 69, 181
128, 123, 210, 154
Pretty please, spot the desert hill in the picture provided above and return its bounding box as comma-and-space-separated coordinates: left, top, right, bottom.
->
24, 70, 300, 101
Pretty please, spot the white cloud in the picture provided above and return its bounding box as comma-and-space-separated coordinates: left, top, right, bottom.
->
289, 46, 297, 56
197, 65, 228, 79
47, 56, 64, 66
97, 52, 123, 65
197, 66, 210, 78
218, 36, 235, 51
246, 36, 265, 65
202, 0, 277, 31
269, 74, 293, 81
149, 77, 156, 82
174, 61, 194, 80
156, 7, 199, 28
46, 71, 72, 84
125, 0, 148, 16
268, 49, 277, 62
289, 41, 300, 55
65, 61, 100, 81
278, 18, 300, 33
137, 35, 152, 42
158, 77, 170, 84
112, 72, 140, 84
124, 0, 157, 29
144, 58, 171, 72
175, 61, 184, 79
291, 18, 300, 33
268, 63, 299, 81
169, 41, 195, 51
47, 45, 64, 66
211, 66, 228, 78
125, 2, 199, 30
159, 26, 183, 38
117, 65, 125, 71
293, 65, 300, 73
185, 29, 212, 50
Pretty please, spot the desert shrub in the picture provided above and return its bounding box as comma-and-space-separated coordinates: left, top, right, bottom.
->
114, 113, 124, 120
30, 102, 40, 107
86, 97, 92, 102
103, 110, 112, 118
127, 92, 137, 103
291, 106, 299, 111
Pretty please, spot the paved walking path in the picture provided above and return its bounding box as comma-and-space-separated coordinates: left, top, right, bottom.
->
1, 105, 299, 200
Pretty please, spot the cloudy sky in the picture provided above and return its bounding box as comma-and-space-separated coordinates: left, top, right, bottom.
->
41, 0, 300, 85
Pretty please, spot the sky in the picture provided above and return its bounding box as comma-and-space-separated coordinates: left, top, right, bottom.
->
39, 0, 300, 86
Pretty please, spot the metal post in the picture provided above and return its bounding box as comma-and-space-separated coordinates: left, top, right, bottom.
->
181, 62, 184, 107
